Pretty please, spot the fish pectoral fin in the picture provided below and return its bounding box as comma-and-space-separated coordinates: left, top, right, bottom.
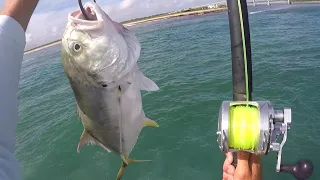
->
77, 130, 112, 153
116, 155, 153, 180
143, 118, 159, 128
135, 71, 159, 91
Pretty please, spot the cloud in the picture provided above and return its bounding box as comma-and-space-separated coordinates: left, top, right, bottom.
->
24, 0, 218, 50
25, 7, 77, 50
119, 0, 138, 9
26, 33, 32, 43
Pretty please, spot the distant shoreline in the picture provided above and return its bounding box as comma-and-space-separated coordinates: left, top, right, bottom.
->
122, 8, 226, 27
24, 7, 227, 55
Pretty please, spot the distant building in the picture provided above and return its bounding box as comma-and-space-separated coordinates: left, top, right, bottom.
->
208, 4, 218, 9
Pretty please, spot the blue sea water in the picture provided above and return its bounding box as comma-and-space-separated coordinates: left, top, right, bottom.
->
19, 3, 320, 180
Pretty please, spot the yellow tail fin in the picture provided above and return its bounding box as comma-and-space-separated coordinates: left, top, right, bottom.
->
116, 155, 153, 180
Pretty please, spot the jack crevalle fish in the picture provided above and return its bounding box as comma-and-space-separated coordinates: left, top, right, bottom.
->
60, 2, 160, 179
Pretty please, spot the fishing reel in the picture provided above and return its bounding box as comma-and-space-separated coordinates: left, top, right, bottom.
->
216, 101, 314, 180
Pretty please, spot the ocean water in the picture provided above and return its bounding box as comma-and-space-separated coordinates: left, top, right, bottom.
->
18, 3, 320, 180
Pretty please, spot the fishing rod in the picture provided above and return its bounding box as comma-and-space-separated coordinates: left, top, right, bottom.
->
216, 0, 314, 179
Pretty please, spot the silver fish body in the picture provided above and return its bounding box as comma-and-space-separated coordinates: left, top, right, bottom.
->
60, 2, 159, 179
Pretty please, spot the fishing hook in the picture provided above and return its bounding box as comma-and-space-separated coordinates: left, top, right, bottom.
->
78, 0, 96, 20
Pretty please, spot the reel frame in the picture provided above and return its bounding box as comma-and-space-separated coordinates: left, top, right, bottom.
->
216, 101, 291, 172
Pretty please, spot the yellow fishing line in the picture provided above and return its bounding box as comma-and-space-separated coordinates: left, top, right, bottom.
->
228, 105, 260, 150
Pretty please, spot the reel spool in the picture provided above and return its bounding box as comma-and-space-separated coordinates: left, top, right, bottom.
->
216, 101, 314, 179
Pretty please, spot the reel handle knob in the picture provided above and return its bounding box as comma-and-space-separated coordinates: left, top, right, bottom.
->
280, 160, 313, 180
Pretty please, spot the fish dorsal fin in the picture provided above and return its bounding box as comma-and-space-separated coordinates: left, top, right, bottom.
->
143, 118, 159, 128
77, 130, 112, 153
135, 71, 159, 91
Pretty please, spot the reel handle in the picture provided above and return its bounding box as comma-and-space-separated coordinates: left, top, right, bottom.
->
280, 160, 313, 180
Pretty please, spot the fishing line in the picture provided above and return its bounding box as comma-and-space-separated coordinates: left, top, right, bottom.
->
78, 0, 97, 20
237, 0, 250, 103
228, 104, 260, 150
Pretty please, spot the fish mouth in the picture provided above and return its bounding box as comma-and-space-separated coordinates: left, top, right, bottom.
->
68, 2, 104, 30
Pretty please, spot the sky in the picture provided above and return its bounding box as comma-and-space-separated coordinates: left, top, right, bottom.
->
0, 0, 224, 50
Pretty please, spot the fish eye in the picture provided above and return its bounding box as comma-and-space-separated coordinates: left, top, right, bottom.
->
73, 43, 82, 52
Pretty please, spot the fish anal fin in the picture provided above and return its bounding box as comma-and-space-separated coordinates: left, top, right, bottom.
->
77, 130, 96, 153
143, 118, 159, 128
77, 130, 112, 153
116, 155, 153, 180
